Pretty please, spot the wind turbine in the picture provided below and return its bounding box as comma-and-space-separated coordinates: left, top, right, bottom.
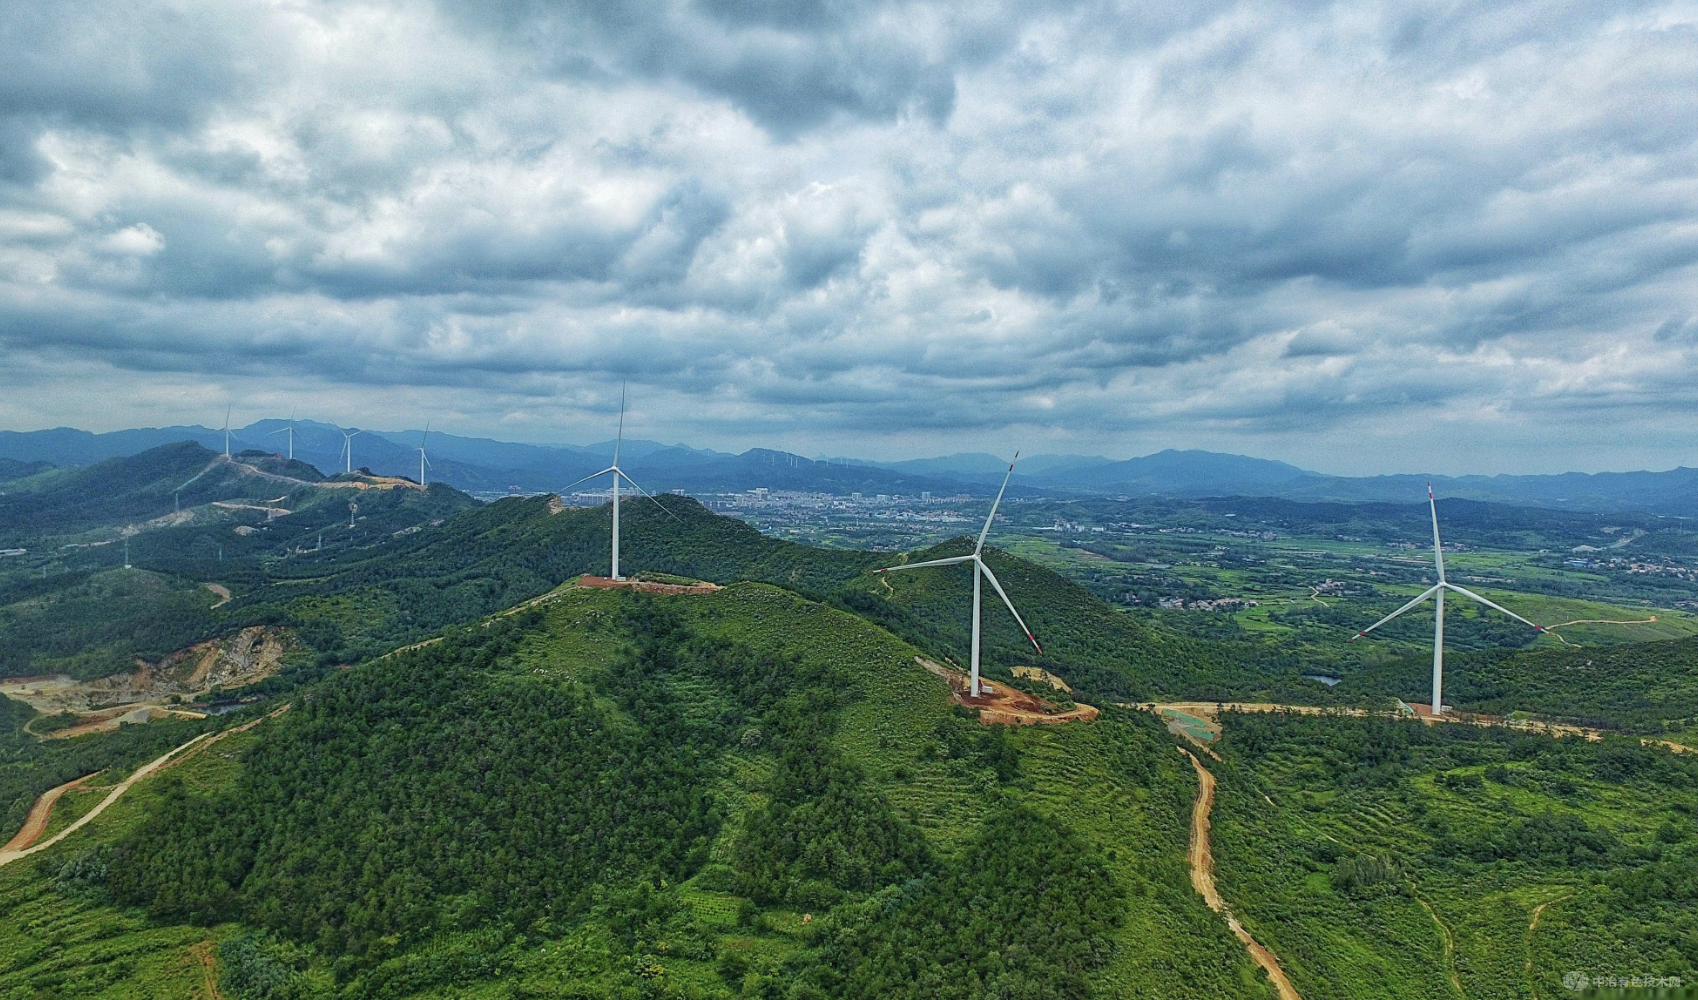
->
221, 406, 233, 459
269, 409, 296, 460
873, 454, 1042, 698
339, 428, 363, 474
1350, 484, 1546, 716
417, 421, 431, 487
559, 385, 677, 580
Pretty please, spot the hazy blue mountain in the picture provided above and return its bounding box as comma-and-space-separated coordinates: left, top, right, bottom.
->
0, 425, 258, 465
1045, 449, 1317, 494
6, 423, 1698, 514
819, 452, 1113, 482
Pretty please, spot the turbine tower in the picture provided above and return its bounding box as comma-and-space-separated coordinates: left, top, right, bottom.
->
874, 454, 1042, 698
1350, 484, 1546, 715
222, 406, 233, 459
560, 385, 676, 580
417, 421, 431, 487
339, 428, 363, 474
268, 409, 296, 460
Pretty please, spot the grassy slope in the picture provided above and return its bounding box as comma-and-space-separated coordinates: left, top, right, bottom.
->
1206, 711, 1698, 999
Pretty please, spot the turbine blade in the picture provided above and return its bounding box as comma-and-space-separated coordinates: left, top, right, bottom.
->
873, 554, 976, 574
614, 382, 626, 466
976, 452, 1019, 553
616, 469, 683, 521
1442, 583, 1545, 632
979, 559, 1043, 654
560, 466, 619, 492
1428, 483, 1446, 582
1349, 585, 1443, 641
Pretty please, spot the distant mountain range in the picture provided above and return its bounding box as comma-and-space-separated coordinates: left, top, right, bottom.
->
3, 424, 1696, 516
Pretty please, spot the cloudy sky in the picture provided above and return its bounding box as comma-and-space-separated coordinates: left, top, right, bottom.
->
1, 0, 1695, 474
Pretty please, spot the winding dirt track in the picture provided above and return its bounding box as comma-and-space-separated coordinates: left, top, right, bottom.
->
1180, 748, 1303, 1000
0, 772, 99, 853
0, 706, 288, 870
0, 733, 213, 869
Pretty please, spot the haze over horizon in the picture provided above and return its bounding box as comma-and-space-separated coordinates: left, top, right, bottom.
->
2, 0, 1695, 476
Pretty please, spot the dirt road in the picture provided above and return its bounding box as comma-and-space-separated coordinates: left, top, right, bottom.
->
0, 772, 99, 853
1181, 748, 1303, 1000
0, 705, 288, 870
0, 733, 213, 868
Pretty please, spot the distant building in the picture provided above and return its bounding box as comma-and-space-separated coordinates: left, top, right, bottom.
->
921, 491, 931, 501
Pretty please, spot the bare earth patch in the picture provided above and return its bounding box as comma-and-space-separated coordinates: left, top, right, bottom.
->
1, 626, 289, 735
915, 657, 1098, 725
576, 575, 722, 595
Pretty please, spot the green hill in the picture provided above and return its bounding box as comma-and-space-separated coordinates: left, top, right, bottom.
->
5, 584, 1265, 999
1, 563, 1695, 998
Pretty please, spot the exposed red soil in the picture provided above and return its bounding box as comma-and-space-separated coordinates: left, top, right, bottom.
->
577, 575, 721, 595
1, 772, 98, 852
916, 657, 1098, 726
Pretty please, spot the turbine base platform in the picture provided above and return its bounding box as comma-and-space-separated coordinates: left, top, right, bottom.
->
576, 575, 720, 596
914, 657, 1098, 726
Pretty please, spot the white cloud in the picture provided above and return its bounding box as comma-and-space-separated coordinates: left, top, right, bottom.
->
0, 0, 1695, 474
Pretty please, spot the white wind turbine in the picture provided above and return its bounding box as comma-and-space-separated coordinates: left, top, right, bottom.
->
560, 386, 678, 580
339, 428, 363, 474
268, 409, 296, 460
1350, 484, 1546, 716
221, 406, 233, 459
417, 421, 431, 487
874, 454, 1042, 698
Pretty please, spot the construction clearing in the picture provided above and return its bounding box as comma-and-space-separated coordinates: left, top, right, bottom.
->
916, 657, 1098, 725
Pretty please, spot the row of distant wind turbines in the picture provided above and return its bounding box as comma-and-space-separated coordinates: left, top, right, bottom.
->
221, 396, 1541, 715
218, 406, 433, 483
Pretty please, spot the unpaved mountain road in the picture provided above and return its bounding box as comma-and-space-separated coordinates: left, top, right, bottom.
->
0, 706, 288, 869
0, 772, 99, 853
1181, 747, 1303, 1000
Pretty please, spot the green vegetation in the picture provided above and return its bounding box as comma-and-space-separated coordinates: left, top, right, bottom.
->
0, 584, 1279, 999
1208, 710, 1698, 998
1342, 635, 1698, 734
0, 569, 223, 680
0, 694, 212, 840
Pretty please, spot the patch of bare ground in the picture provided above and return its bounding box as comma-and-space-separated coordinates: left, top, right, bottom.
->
1, 626, 288, 735
914, 657, 1098, 725
1181, 748, 1303, 1000
1012, 665, 1072, 692
576, 575, 721, 595
204, 582, 232, 608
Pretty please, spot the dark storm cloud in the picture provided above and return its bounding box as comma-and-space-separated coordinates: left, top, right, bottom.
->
1, 0, 1696, 471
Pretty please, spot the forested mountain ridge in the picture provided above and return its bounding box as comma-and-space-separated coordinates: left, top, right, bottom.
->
6, 584, 1267, 999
